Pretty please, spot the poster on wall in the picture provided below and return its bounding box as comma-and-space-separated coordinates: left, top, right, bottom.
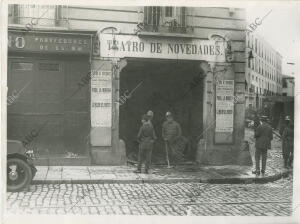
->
91, 70, 112, 127
215, 80, 234, 143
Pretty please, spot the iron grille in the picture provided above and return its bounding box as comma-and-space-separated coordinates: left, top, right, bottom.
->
143, 6, 191, 33
8, 4, 69, 28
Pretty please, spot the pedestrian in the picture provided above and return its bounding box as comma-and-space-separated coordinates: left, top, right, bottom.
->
146, 110, 156, 165
135, 114, 157, 174
162, 111, 182, 166
279, 115, 286, 136
147, 110, 154, 123
282, 116, 294, 168
252, 116, 273, 175
253, 113, 261, 130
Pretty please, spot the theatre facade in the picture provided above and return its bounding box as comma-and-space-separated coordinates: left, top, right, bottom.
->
7, 5, 248, 165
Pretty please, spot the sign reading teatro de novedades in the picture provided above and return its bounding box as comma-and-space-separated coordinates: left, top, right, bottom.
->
100, 34, 226, 62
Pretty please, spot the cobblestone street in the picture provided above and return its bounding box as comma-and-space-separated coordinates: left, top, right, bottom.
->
6, 175, 293, 216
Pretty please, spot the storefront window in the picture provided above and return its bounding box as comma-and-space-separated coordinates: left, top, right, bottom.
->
38, 62, 59, 71
12, 62, 33, 71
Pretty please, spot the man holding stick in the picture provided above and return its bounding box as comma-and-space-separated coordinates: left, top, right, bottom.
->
162, 112, 182, 167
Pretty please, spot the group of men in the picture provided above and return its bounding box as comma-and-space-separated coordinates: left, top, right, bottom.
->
135, 110, 294, 175
135, 110, 182, 174
252, 115, 294, 175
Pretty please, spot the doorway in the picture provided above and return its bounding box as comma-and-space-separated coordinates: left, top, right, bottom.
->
7, 56, 90, 158
119, 59, 204, 163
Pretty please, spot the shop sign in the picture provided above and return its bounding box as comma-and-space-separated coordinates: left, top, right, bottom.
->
91, 69, 112, 127
215, 80, 234, 132
8, 31, 91, 54
99, 34, 226, 62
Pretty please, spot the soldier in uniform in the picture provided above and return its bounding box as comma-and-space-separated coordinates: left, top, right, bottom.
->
135, 114, 157, 174
162, 112, 182, 165
252, 116, 273, 175
146, 110, 156, 165
282, 116, 294, 168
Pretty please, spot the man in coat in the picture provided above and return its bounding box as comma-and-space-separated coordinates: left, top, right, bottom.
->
162, 111, 182, 165
135, 114, 157, 174
252, 116, 273, 175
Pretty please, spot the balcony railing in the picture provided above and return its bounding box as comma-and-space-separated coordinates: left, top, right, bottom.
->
8, 5, 69, 28
142, 6, 193, 34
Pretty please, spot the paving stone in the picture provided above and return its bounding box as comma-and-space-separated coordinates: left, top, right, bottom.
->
6, 177, 293, 216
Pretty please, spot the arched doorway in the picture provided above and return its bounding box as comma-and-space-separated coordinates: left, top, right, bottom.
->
119, 58, 205, 164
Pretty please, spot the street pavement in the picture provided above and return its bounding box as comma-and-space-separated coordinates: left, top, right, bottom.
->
28, 128, 291, 185
6, 176, 293, 216
6, 127, 293, 216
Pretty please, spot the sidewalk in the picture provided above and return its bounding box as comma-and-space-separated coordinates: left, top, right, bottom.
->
32, 128, 292, 185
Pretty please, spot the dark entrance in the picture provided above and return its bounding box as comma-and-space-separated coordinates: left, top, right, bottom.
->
7, 55, 90, 158
119, 59, 204, 164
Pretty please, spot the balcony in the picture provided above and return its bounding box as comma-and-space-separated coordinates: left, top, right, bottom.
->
141, 6, 193, 35
8, 5, 69, 29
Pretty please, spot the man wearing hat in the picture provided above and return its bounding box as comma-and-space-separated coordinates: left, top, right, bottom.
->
281, 116, 294, 168
162, 111, 182, 165
135, 114, 157, 174
252, 116, 273, 175
147, 110, 154, 122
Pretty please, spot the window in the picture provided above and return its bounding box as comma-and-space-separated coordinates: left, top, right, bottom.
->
8, 5, 66, 27
12, 62, 33, 71
282, 79, 288, 88
144, 6, 187, 31
39, 62, 59, 71
165, 7, 173, 17
255, 38, 257, 52
144, 6, 161, 26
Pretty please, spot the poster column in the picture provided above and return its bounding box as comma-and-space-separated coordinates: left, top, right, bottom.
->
90, 60, 113, 146
215, 80, 235, 144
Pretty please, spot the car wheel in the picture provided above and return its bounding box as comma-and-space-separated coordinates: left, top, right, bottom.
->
7, 158, 33, 192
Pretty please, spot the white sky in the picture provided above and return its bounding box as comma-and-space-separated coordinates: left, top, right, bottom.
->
245, 2, 300, 77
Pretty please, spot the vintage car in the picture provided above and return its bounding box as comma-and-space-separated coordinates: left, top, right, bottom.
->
7, 140, 37, 192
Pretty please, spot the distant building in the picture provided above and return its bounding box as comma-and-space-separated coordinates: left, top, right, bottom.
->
245, 32, 283, 109
282, 75, 295, 96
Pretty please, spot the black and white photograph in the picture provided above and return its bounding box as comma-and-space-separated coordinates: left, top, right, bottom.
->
1, 1, 300, 223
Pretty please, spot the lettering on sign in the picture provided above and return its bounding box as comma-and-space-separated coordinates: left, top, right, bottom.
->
8, 32, 91, 54
91, 69, 112, 127
215, 80, 234, 133
100, 34, 226, 62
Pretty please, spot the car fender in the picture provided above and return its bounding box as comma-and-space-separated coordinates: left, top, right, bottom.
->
7, 140, 27, 155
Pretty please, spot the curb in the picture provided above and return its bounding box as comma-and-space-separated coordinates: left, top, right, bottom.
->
32, 170, 292, 185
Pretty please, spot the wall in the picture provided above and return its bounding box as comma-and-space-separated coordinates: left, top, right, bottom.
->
8, 5, 247, 165
65, 6, 247, 165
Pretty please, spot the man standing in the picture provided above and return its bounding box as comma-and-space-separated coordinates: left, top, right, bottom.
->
147, 110, 154, 123
252, 116, 273, 175
282, 116, 294, 168
135, 114, 157, 174
146, 110, 156, 164
162, 112, 182, 166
